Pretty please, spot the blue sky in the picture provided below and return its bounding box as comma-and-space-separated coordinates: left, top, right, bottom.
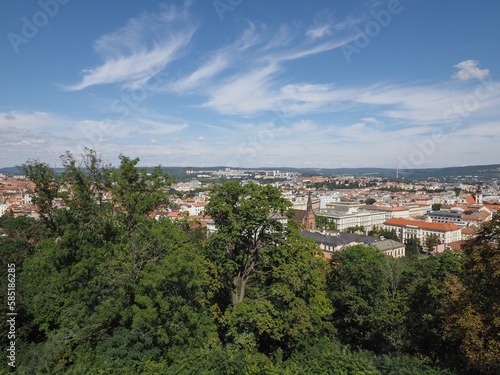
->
1, 0, 500, 169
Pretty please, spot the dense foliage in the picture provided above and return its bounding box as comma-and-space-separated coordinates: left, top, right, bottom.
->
1, 151, 498, 374
315, 215, 338, 230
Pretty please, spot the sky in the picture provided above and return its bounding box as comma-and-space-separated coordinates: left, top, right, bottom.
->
1, 0, 500, 169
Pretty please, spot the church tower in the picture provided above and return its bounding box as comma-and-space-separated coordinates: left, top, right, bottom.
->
303, 192, 316, 230
475, 183, 483, 205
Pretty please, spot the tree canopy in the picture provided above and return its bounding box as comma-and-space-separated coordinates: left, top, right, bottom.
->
0, 150, 493, 374
443, 214, 500, 374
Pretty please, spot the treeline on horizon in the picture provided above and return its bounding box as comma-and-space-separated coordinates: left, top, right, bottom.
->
0, 150, 498, 374
3, 162, 500, 182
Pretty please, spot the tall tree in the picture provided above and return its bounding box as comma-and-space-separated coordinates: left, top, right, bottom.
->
327, 245, 409, 354
14, 151, 220, 373
405, 251, 463, 366
205, 181, 293, 308
19, 160, 60, 232
205, 182, 333, 355
443, 214, 500, 374
405, 237, 422, 256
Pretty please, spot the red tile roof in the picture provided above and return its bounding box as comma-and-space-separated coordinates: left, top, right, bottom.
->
461, 227, 476, 235
484, 205, 498, 212
384, 217, 461, 231
447, 241, 464, 252
464, 195, 476, 205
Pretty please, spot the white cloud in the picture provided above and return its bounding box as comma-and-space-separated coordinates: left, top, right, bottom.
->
306, 25, 331, 39
265, 24, 294, 50
0, 111, 193, 167
171, 53, 230, 93
198, 136, 206, 142
164, 23, 266, 94
65, 3, 196, 91
203, 63, 282, 114
452, 60, 490, 81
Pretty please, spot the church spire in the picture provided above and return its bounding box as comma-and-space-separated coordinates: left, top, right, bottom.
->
306, 191, 313, 213
304, 191, 316, 230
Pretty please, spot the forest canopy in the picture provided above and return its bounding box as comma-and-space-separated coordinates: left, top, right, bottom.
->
0, 150, 498, 374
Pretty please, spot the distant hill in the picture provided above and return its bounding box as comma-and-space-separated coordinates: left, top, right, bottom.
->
0, 166, 23, 175
3, 164, 500, 182
292, 164, 500, 181
145, 164, 500, 182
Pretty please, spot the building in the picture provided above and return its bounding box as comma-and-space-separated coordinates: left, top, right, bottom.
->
318, 209, 385, 232
318, 192, 341, 209
462, 210, 491, 227
361, 205, 410, 221
461, 227, 476, 240
383, 218, 461, 250
301, 230, 405, 258
292, 192, 316, 230
427, 211, 463, 224
190, 179, 201, 188
0, 203, 10, 217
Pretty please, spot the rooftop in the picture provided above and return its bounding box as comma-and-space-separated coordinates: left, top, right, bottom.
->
384, 217, 461, 232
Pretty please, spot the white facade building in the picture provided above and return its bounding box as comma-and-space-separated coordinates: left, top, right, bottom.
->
0, 204, 10, 217
383, 218, 461, 250
320, 210, 385, 232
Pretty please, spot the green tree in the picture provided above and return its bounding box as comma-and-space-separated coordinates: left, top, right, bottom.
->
443, 213, 500, 374
405, 251, 464, 367
372, 228, 400, 242
327, 245, 409, 354
365, 198, 377, 205
432, 203, 442, 211
205, 182, 293, 308
11, 151, 219, 373
205, 182, 333, 355
346, 225, 366, 235
424, 233, 442, 252
405, 237, 422, 256
315, 215, 337, 230
19, 159, 60, 232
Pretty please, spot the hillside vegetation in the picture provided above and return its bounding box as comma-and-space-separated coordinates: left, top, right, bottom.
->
1, 151, 498, 374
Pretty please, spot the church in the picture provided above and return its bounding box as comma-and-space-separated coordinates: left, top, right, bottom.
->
291, 192, 316, 230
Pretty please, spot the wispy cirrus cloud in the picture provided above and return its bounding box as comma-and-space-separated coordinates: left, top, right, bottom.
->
65, 3, 196, 91
306, 24, 332, 39
196, 24, 353, 114
168, 23, 264, 93
354, 78, 500, 125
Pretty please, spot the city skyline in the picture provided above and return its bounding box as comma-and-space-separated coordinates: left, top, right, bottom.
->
1, 0, 500, 169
